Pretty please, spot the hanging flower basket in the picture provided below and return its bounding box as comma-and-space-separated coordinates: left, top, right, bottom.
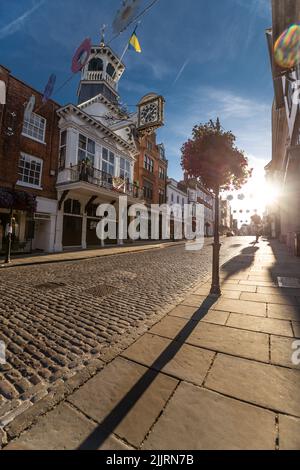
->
0, 187, 37, 213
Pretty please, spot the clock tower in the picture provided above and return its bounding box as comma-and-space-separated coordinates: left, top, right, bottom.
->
77, 36, 125, 105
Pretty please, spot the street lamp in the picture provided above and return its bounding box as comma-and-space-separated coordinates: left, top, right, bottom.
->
210, 186, 221, 296
4, 208, 14, 264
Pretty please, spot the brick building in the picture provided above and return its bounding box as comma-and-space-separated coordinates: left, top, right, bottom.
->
134, 133, 168, 205
0, 65, 60, 254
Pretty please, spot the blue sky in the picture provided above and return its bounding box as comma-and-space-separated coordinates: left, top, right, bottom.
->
0, 0, 273, 205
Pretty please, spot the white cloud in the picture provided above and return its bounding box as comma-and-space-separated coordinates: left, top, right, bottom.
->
0, 0, 46, 40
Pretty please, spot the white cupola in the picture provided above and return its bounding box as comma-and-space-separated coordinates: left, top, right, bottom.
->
77, 35, 125, 105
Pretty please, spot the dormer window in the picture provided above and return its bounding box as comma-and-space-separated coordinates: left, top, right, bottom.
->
88, 58, 103, 72
106, 63, 115, 78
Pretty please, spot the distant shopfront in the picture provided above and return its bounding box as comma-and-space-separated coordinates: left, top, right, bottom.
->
0, 188, 57, 255
0, 187, 36, 255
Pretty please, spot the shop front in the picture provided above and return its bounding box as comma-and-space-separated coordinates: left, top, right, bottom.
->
0, 188, 36, 256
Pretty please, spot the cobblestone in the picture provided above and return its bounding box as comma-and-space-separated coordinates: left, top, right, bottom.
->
0, 238, 248, 426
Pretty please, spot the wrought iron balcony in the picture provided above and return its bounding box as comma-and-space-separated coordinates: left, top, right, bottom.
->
58, 164, 144, 200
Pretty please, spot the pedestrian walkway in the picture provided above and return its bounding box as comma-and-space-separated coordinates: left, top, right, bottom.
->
0, 240, 187, 269
3, 239, 300, 450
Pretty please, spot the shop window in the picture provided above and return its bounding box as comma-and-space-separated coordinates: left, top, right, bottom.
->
22, 112, 46, 143
64, 199, 81, 215
18, 153, 43, 188
87, 204, 99, 218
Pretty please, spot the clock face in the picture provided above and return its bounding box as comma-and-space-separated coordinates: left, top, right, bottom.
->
139, 101, 159, 126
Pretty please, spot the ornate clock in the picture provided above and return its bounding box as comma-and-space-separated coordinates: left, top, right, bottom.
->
137, 93, 165, 135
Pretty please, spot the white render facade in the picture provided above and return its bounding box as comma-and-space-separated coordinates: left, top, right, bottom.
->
185, 183, 215, 237
166, 178, 188, 210
52, 41, 146, 252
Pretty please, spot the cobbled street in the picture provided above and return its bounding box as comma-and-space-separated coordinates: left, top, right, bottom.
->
0, 237, 250, 426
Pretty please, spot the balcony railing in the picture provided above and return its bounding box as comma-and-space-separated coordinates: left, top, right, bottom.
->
83, 71, 116, 89
59, 164, 144, 199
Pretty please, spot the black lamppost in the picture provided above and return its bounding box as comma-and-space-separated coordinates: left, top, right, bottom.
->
210, 186, 221, 296
4, 207, 13, 264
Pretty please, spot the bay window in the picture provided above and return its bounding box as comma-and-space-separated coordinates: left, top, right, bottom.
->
78, 134, 95, 165
102, 147, 115, 176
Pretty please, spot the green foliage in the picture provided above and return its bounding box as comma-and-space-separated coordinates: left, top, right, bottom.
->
181, 119, 252, 191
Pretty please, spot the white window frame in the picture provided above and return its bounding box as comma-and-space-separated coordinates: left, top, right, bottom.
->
17, 153, 43, 189
78, 133, 96, 165
22, 112, 46, 144
102, 147, 115, 176
119, 157, 131, 181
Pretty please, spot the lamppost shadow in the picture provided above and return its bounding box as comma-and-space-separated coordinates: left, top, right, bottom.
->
77, 295, 218, 450
221, 245, 260, 284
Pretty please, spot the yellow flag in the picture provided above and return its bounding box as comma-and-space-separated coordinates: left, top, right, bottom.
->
129, 32, 142, 53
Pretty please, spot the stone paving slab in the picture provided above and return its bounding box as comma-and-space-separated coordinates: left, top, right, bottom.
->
121, 334, 215, 386
168, 305, 229, 325
293, 322, 300, 338
219, 291, 241, 300
227, 313, 294, 337
248, 275, 275, 282
221, 284, 257, 293
279, 415, 300, 450
258, 286, 300, 296
150, 317, 269, 362
205, 354, 300, 417
4, 403, 133, 450
239, 280, 276, 287
68, 357, 178, 449
270, 336, 300, 370
187, 322, 269, 363
268, 304, 300, 322
213, 299, 267, 317
143, 383, 276, 450
240, 292, 299, 306
181, 295, 208, 307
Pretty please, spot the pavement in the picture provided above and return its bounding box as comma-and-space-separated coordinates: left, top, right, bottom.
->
2, 238, 300, 450
0, 240, 188, 268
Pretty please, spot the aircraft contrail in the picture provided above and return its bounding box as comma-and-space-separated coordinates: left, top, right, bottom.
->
0, 0, 45, 40
173, 59, 190, 85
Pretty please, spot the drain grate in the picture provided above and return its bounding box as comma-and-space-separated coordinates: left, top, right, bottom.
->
35, 282, 66, 290
277, 277, 300, 288
84, 284, 115, 298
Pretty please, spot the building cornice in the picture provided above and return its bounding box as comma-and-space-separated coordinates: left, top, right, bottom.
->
78, 93, 122, 116
57, 104, 136, 154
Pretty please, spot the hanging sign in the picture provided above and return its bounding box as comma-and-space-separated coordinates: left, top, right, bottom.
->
0, 80, 6, 105
71, 38, 92, 74
42, 74, 56, 104
24, 95, 36, 120
112, 0, 141, 34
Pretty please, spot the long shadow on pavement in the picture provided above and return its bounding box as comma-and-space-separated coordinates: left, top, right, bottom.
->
221, 244, 260, 283
77, 296, 218, 450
